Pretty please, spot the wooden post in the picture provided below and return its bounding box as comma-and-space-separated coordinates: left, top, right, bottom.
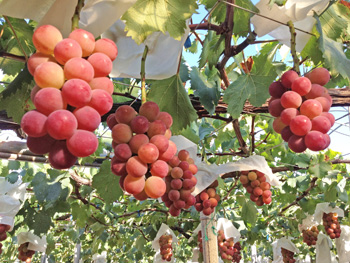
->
74, 242, 81, 263
200, 212, 218, 263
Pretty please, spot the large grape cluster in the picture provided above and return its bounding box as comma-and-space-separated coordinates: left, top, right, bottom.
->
268, 68, 334, 153
18, 242, 35, 263
159, 234, 173, 262
0, 224, 10, 255
21, 25, 117, 169
323, 212, 341, 239
194, 180, 220, 216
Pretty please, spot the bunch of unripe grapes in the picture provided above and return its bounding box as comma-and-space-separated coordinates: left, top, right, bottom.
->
217, 230, 242, 263
18, 242, 35, 263
302, 226, 319, 246
159, 234, 173, 262
21, 25, 117, 169
194, 180, 220, 216
281, 248, 296, 263
161, 149, 198, 216
108, 102, 179, 200
268, 68, 334, 153
0, 224, 10, 255
239, 170, 272, 206
323, 212, 341, 239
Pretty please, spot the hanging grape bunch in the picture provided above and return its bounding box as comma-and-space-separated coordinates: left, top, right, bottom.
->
159, 234, 173, 262
21, 25, 117, 169
217, 230, 242, 263
281, 248, 296, 263
302, 226, 319, 246
239, 170, 272, 206
323, 212, 341, 239
194, 180, 220, 216
197, 230, 203, 255
0, 224, 10, 255
18, 242, 35, 263
268, 68, 334, 153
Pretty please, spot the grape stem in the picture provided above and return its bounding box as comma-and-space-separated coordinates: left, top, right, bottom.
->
71, 0, 85, 31
287, 20, 300, 74
140, 45, 149, 104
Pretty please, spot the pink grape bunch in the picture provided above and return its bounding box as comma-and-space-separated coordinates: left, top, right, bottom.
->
268, 68, 335, 153
159, 234, 173, 262
281, 248, 296, 263
217, 230, 242, 263
21, 25, 117, 169
0, 224, 11, 255
108, 101, 183, 200
323, 212, 341, 239
194, 180, 221, 216
302, 226, 319, 246
161, 149, 198, 216
239, 170, 272, 206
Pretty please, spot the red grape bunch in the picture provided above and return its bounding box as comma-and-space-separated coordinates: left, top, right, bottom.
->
323, 212, 341, 239
302, 226, 319, 246
197, 230, 204, 255
159, 234, 173, 262
108, 101, 180, 200
18, 242, 35, 263
0, 224, 10, 255
281, 247, 296, 263
21, 24, 117, 169
217, 230, 242, 263
239, 170, 272, 206
161, 149, 198, 216
268, 68, 334, 153
194, 180, 221, 216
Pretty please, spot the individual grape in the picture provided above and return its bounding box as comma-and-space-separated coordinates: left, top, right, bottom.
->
156, 112, 173, 129
149, 135, 169, 153
64, 57, 95, 82
126, 156, 148, 177
150, 160, 169, 178
189, 164, 198, 174
268, 99, 284, 117
66, 130, 98, 157
280, 108, 299, 125
20, 110, 47, 137
168, 156, 181, 168
170, 178, 183, 190
291, 77, 311, 96
171, 167, 183, 179
93, 38, 118, 61
174, 199, 186, 209
123, 174, 145, 195
323, 133, 331, 148
111, 158, 127, 176
138, 143, 159, 163
106, 114, 118, 129
144, 176, 166, 198
147, 120, 167, 138
168, 189, 180, 201
114, 143, 132, 162
300, 99, 323, 119
305, 84, 327, 99
306, 67, 330, 86
88, 89, 113, 115
115, 105, 137, 124
281, 248, 296, 263
32, 25, 63, 55
281, 70, 299, 89
30, 85, 41, 103
26, 134, 55, 155
281, 126, 294, 142
240, 175, 249, 184
139, 101, 160, 122
269, 81, 286, 98
178, 161, 190, 172
130, 115, 149, 134
272, 117, 287, 134
321, 112, 335, 126
87, 52, 113, 77
34, 61, 65, 89
158, 141, 177, 162
54, 38, 83, 65
289, 115, 312, 136
280, 91, 302, 108
46, 110, 77, 140
89, 77, 114, 94
27, 52, 56, 75
288, 135, 307, 153
128, 134, 149, 154
112, 123, 133, 144
164, 129, 172, 139
73, 106, 100, 131
203, 207, 214, 216
49, 141, 77, 169
169, 205, 181, 216
315, 96, 331, 112
134, 189, 149, 201
34, 87, 66, 116
68, 28, 95, 57
311, 116, 331, 133
305, 131, 328, 151
62, 79, 92, 108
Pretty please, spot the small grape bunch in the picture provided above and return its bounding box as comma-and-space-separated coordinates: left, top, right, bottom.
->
239, 170, 272, 206
194, 180, 220, 216
323, 212, 341, 239
302, 226, 319, 246
217, 230, 242, 263
197, 230, 203, 254
281, 247, 296, 263
161, 149, 198, 216
18, 242, 35, 263
0, 224, 10, 255
159, 234, 173, 262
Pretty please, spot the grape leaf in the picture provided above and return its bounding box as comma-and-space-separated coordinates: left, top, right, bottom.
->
190, 67, 220, 115
147, 75, 198, 132
71, 202, 90, 228
324, 182, 338, 202
300, 27, 323, 66
308, 154, 332, 178
233, 0, 258, 37
122, 0, 197, 45
242, 200, 258, 225
200, 0, 226, 23
92, 160, 123, 204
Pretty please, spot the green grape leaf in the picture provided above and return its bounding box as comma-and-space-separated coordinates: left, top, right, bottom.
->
201, 0, 226, 23
71, 202, 90, 228
32, 211, 53, 236
92, 160, 123, 204
324, 182, 338, 202
198, 31, 212, 69
190, 67, 220, 115
148, 75, 198, 133
336, 178, 348, 202
179, 59, 190, 82
301, 28, 323, 66
122, 0, 197, 45
308, 155, 332, 178
233, 0, 258, 37
242, 200, 258, 225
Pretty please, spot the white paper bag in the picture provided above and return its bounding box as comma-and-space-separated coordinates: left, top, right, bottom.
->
335, 225, 350, 263
152, 223, 178, 263
272, 237, 299, 263
92, 251, 107, 263
315, 233, 333, 263
216, 218, 241, 243
313, 202, 344, 223
298, 214, 317, 232
17, 232, 47, 253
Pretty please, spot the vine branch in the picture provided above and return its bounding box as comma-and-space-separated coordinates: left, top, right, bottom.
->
287, 20, 300, 74
141, 45, 149, 104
